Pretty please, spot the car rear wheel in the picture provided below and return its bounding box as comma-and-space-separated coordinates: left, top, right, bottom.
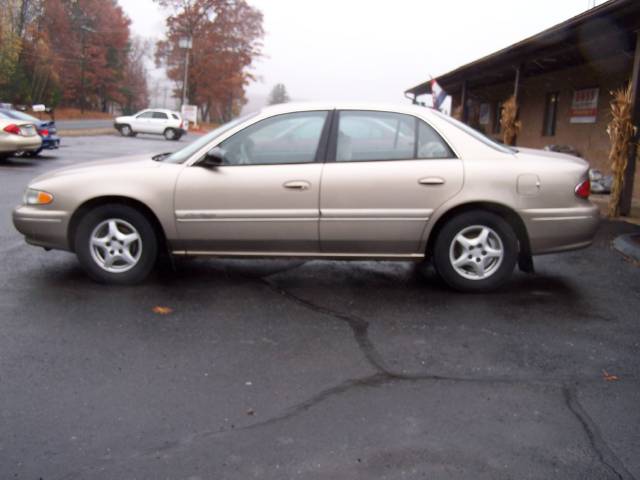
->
433, 211, 518, 292
164, 128, 178, 141
75, 204, 158, 284
119, 125, 133, 137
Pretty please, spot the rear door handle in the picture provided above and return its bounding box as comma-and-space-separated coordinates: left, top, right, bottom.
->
283, 180, 311, 190
418, 177, 446, 186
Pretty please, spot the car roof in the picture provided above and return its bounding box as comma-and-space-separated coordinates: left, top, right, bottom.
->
144, 108, 180, 114
257, 101, 438, 118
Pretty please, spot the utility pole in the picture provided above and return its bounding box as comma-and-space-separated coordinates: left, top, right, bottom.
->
179, 36, 193, 108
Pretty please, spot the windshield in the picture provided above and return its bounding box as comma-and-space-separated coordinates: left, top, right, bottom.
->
430, 109, 515, 154
161, 112, 259, 164
1, 109, 41, 122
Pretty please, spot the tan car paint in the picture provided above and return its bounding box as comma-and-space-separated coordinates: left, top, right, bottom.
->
13, 102, 599, 261
0, 119, 42, 154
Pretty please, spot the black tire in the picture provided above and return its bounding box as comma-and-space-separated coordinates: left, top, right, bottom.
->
164, 128, 177, 140
75, 204, 158, 285
119, 124, 133, 137
25, 148, 43, 157
432, 210, 518, 292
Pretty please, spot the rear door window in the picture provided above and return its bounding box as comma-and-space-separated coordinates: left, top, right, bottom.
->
336, 111, 415, 162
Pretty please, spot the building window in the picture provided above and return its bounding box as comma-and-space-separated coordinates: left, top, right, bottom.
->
492, 101, 502, 134
543, 92, 559, 136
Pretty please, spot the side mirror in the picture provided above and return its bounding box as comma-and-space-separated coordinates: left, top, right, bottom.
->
200, 147, 225, 168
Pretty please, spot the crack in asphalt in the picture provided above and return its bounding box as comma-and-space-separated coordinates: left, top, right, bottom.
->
58, 261, 636, 479
563, 386, 636, 480
256, 268, 636, 480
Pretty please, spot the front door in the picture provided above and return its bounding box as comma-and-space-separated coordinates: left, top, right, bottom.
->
132, 111, 154, 133
319, 110, 463, 254
174, 110, 330, 253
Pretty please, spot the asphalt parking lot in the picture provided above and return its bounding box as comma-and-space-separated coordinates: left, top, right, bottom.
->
1, 134, 639, 479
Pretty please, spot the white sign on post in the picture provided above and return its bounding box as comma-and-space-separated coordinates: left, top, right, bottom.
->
181, 105, 198, 127
570, 88, 599, 124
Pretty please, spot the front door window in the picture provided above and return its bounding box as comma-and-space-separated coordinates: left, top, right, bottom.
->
218, 111, 328, 165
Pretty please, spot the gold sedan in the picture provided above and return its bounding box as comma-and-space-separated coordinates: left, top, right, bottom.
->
13, 103, 599, 291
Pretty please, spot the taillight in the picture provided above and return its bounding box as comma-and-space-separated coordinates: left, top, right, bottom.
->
180, 120, 184, 129
38, 129, 49, 136
3, 124, 21, 135
575, 179, 590, 199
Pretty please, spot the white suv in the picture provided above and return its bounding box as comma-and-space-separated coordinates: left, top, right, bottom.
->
114, 109, 187, 141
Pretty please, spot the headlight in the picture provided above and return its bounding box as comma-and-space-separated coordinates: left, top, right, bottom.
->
23, 188, 54, 205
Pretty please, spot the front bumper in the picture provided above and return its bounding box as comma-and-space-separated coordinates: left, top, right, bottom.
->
12, 205, 71, 250
521, 203, 600, 254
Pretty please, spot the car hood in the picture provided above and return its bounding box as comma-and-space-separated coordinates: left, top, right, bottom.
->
515, 147, 588, 167
30, 154, 159, 185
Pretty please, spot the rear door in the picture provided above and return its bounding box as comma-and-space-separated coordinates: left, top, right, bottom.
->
319, 110, 463, 254
151, 111, 169, 134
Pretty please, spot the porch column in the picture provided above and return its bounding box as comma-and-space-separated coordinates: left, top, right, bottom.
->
513, 64, 522, 101
512, 64, 522, 146
461, 80, 468, 123
620, 32, 640, 216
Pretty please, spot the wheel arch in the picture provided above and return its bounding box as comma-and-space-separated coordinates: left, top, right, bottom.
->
67, 196, 168, 254
426, 201, 533, 272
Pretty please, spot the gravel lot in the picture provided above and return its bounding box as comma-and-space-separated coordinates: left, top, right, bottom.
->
1, 135, 639, 479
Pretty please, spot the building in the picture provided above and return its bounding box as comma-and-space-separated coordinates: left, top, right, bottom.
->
405, 0, 640, 213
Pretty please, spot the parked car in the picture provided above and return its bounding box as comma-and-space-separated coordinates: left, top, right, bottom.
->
0, 108, 60, 156
114, 109, 187, 140
0, 116, 42, 159
13, 103, 599, 291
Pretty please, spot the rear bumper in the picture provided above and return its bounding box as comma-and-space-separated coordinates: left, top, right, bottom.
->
521, 203, 600, 254
12, 205, 71, 250
0, 136, 42, 153
42, 136, 60, 149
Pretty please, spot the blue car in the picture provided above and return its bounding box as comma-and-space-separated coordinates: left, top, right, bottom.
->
0, 108, 60, 156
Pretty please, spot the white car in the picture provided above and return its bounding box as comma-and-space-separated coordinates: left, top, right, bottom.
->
0, 118, 42, 159
114, 109, 187, 141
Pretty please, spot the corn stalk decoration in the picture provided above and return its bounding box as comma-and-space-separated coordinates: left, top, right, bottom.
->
500, 95, 521, 146
607, 83, 636, 217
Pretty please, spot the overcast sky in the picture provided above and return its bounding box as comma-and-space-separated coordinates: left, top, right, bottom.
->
119, 0, 607, 106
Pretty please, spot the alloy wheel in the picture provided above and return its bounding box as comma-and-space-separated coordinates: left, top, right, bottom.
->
448, 225, 504, 280
89, 218, 142, 273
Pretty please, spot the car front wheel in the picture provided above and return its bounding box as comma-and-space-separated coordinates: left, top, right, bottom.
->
75, 204, 158, 284
433, 211, 518, 292
119, 125, 133, 137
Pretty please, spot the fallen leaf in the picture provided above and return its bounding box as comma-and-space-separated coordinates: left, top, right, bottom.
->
602, 369, 620, 382
246, 408, 255, 416
152, 306, 173, 315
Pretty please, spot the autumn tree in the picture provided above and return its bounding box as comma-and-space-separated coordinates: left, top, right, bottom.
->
154, 0, 263, 123
0, 0, 148, 113
268, 83, 290, 105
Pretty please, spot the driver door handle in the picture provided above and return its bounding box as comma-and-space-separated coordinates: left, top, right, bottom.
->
283, 180, 311, 190
418, 177, 446, 186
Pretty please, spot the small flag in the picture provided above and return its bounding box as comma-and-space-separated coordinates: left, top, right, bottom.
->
431, 78, 447, 111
